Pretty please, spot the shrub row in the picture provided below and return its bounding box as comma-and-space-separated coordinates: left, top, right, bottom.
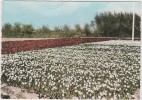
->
2, 37, 117, 54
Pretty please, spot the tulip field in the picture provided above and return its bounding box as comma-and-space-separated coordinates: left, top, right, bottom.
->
2, 37, 115, 54
1, 40, 140, 99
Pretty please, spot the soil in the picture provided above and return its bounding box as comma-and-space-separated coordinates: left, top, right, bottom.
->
1, 84, 39, 99
2, 38, 51, 42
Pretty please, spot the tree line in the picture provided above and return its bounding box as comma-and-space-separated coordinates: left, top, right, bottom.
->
91, 12, 140, 38
2, 23, 91, 38
2, 12, 140, 38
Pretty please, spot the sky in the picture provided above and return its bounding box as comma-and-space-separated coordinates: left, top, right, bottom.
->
2, 1, 141, 29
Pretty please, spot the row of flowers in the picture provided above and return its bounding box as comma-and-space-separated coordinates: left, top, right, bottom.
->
1, 41, 140, 99
2, 37, 116, 54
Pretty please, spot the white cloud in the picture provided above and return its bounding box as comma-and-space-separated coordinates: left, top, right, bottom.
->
5, 1, 140, 17
12, 2, 91, 17
98, 2, 141, 15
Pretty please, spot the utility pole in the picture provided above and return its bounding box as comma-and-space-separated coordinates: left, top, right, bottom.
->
132, 2, 135, 42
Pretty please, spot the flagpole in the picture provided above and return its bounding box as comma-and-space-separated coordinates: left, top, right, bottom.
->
132, 2, 135, 42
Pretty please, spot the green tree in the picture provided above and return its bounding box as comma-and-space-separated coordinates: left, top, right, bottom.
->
75, 24, 82, 32
13, 23, 22, 37
91, 12, 140, 38
22, 24, 34, 38
54, 26, 61, 32
74, 24, 83, 37
41, 25, 50, 33
83, 23, 91, 37
62, 25, 70, 37
63, 25, 70, 32
35, 25, 51, 38
2, 23, 13, 37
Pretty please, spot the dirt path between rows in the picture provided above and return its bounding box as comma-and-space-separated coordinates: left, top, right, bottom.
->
1, 84, 39, 99
2, 38, 52, 42
1, 83, 140, 99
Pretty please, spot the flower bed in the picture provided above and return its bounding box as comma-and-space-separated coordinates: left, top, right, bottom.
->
2, 37, 117, 54
1, 40, 140, 99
